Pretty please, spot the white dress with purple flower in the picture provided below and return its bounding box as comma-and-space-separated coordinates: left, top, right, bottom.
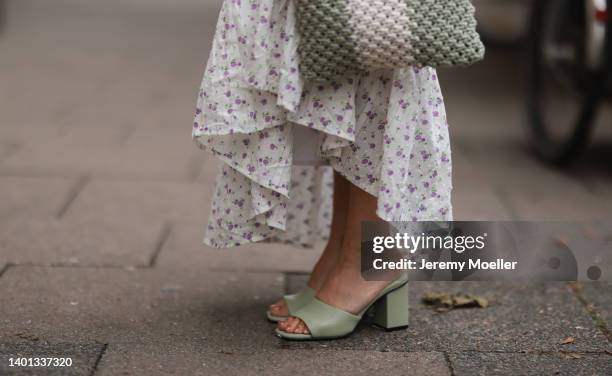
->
193, 0, 453, 248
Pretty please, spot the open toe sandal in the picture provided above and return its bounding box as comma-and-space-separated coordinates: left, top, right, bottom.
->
275, 274, 409, 340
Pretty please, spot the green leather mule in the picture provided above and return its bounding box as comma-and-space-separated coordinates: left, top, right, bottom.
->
275, 274, 409, 340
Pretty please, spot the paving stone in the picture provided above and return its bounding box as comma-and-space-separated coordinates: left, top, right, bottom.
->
2, 125, 203, 180
441, 52, 525, 144
0, 176, 76, 224
0, 264, 9, 279
0, 342, 104, 376
452, 185, 512, 220
459, 138, 591, 193
449, 351, 612, 376
580, 282, 612, 332
440, 48, 524, 97
95, 127, 202, 181
0, 140, 20, 164
0, 126, 195, 180
445, 91, 524, 143
284, 276, 610, 353
459, 141, 612, 220
195, 154, 219, 184
502, 187, 612, 221
98, 346, 450, 376
450, 145, 490, 187
157, 224, 320, 273
450, 146, 513, 221
63, 180, 212, 225
585, 173, 612, 202
0, 217, 164, 267
0, 126, 125, 171
0, 266, 283, 350
0, 125, 73, 160
0, 71, 98, 130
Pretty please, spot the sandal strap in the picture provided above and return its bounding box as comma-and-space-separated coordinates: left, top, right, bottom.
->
292, 298, 361, 338
284, 287, 315, 314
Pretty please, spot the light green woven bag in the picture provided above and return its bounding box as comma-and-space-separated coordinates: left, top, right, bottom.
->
296, 0, 485, 81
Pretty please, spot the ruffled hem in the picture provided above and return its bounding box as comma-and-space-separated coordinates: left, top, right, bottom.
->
192, 0, 453, 248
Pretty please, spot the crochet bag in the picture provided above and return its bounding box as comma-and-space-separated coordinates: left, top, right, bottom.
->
296, 0, 485, 81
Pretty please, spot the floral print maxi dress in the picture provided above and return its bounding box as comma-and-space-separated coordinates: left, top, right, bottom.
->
193, 0, 453, 248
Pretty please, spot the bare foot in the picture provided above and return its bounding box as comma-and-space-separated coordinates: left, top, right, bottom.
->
278, 179, 399, 334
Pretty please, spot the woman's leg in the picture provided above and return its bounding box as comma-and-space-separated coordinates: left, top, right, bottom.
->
279, 179, 397, 334
268, 171, 350, 317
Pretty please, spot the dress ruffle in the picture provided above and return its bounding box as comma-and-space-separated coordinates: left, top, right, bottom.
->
193, 0, 453, 248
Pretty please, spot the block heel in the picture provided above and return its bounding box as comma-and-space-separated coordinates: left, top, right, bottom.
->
372, 283, 409, 330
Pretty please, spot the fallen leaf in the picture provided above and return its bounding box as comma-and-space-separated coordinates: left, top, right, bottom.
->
559, 336, 575, 345
559, 351, 582, 359
423, 292, 488, 311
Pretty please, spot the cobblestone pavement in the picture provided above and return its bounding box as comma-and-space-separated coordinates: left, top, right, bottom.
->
0, 1, 611, 375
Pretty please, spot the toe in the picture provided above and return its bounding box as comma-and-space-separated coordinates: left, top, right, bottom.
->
269, 300, 288, 316
277, 318, 290, 330
299, 320, 310, 334
278, 317, 296, 331
285, 317, 300, 333
295, 320, 306, 334
278, 317, 311, 335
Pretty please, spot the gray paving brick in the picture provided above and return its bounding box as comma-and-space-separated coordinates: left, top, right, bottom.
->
0, 140, 20, 164
0, 125, 198, 180
457, 141, 612, 220
452, 185, 512, 220
445, 93, 524, 144
0, 74, 97, 130
585, 174, 612, 201
0, 342, 104, 376
403, 282, 609, 353
502, 188, 612, 221
0, 266, 283, 349
450, 145, 489, 187
98, 346, 450, 376
0, 264, 9, 279
156, 224, 320, 273
0, 176, 76, 224
0, 126, 125, 172
1, 125, 203, 180
449, 351, 612, 376
580, 282, 612, 333
459, 139, 590, 192
105, 128, 201, 181
195, 154, 219, 184
447, 147, 514, 221
63, 180, 212, 225
0, 125, 61, 151
0, 217, 164, 267
284, 276, 610, 353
